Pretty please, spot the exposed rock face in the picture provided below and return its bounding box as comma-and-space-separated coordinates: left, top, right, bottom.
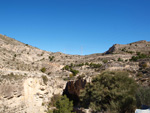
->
63, 79, 86, 106
105, 44, 117, 54
0, 74, 66, 113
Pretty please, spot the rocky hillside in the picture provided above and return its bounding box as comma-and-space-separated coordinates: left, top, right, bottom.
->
106, 40, 150, 54
0, 34, 150, 113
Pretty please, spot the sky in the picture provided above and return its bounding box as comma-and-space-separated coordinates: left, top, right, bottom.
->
0, 0, 150, 55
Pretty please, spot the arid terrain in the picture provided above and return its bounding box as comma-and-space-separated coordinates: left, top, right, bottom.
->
0, 34, 150, 113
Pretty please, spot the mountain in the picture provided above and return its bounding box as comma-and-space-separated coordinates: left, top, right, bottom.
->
0, 34, 150, 113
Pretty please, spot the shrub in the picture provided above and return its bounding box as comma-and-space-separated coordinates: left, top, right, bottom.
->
130, 53, 149, 61
14, 54, 17, 57
136, 86, 150, 108
49, 56, 55, 61
85, 62, 89, 65
63, 65, 70, 71
136, 52, 141, 56
121, 48, 126, 52
102, 59, 108, 63
76, 63, 84, 67
42, 75, 48, 85
130, 56, 138, 61
80, 71, 138, 113
118, 57, 123, 61
89, 63, 102, 68
47, 95, 74, 113
49, 94, 61, 107
41, 67, 46, 73
70, 63, 74, 67
69, 74, 74, 78
126, 51, 134, 54
70, 69, 79, 76
63, 64, 79, 76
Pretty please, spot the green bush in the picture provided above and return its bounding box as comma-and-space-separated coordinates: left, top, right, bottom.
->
47, 95, 74, 113
42, 75, 48, 85
102, 59, 108, 63
41, 67, 46, 73
70, 69, 79, 76
49, 56, 55, 61
63, 65, 70, 71
136, 52, 141, 56
118, 57, 123, 61
80, 71, 138, 113
63, 65, 79, 76
121, 48, 126, 52
130, 53, 149, 61
85, 62, 89, 65
89, 63, 102, 68
76, 63, 84, 67
14, 54, 17, 57
49, 94, 61, 107
130, 56, 138, 61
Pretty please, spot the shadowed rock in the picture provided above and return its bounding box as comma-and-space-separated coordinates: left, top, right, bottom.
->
63, 78, 86, 106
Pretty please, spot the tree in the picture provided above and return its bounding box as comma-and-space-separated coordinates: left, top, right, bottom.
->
80, 71, 138, 113
48, 95, 74, 113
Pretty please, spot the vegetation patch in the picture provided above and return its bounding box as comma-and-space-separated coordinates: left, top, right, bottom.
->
76, 62, 102, 68
118, 57, 123, 62
47, 95, 74, 113
63, 64, 79, 76
41, 67, 46, 73
70, 69, 79, 76
89, 62, 102, 68
136, 86, 150, 108
42, 75, 48, 85
130, 52, 150, 61
49, 56, 55, 61
102, 59, 108, 63
80, 71, 138, 113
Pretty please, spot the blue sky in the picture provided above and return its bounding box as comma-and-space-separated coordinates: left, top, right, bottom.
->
0, 0, 150, 55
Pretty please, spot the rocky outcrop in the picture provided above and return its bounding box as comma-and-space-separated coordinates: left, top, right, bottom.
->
105, 44, 118, 54
105, 40, 150, 55
63, 79, 86, 106
0, 73, 66, 113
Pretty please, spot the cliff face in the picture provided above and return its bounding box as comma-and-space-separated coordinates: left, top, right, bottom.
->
0, 74, 66, 113
63, 79, 86, 106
